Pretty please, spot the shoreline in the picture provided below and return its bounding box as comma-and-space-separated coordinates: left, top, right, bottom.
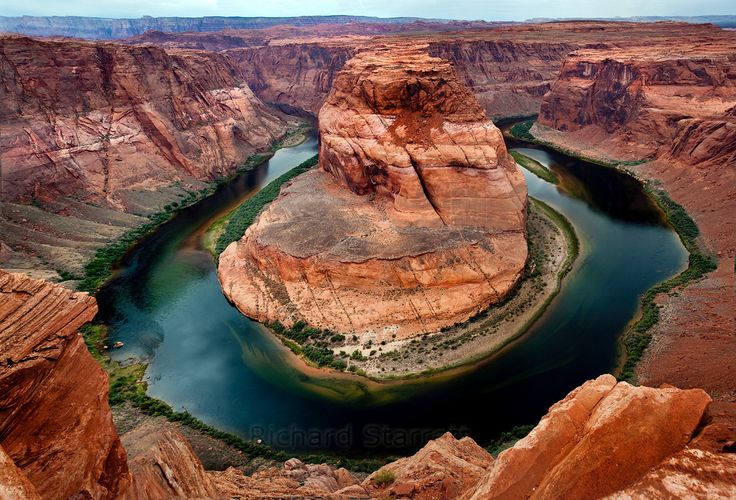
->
506, 121, 717, 383
250, 196, 579, 384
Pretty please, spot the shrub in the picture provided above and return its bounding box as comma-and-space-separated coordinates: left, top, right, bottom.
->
373, 469, 396, 487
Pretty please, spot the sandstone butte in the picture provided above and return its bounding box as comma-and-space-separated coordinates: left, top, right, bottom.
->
1, 278, 734, 500
0, 34, 287, 277
218, 45, 528, 339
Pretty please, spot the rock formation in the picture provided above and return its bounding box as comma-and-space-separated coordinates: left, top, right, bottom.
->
533, 36, 736, 404
360, 375, 735, 500
219, 45, 527, 339
0, 270, 130, 499
0, 34, 287, 276
363, 432, 494, 498
121, 420, 218, 499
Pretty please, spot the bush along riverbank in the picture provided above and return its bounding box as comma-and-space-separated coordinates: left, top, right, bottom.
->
77, 123, 310, 293
213, 154, 318, 257
81, 322, 391, 472
618, 184, 717, 382
506, 119, 716, 383
510, 150, 559, 184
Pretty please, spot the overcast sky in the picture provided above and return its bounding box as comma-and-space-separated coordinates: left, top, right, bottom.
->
1, 0, 733, 21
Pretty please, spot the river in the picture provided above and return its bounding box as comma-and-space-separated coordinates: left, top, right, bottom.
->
97, 131, 687, 457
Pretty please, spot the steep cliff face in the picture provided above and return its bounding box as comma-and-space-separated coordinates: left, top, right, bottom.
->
226, 43, 355, 115
0, 35, 286, 206
428, 40, 575, 118
533, 39, 736, 401
0, 270, 129, 499
0, 35, 288, 277
218, 45, 527, 339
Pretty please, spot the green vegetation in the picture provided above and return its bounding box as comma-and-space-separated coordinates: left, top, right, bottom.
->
619, 186, 717, 383
372, 469, 396, 487
80, 323, 387, 472
214, 155, 319, 256
507, 120, 647, 169
509, 120, 535, 141
485, 424, 535, 457
77, 122, 311, 293
510, 150, 559, 184
56, 269, 82, 281
78, 188, 211, 293
268, 320, 348, 370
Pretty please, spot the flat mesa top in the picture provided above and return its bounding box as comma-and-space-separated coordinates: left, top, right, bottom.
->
248, 169, 496, 262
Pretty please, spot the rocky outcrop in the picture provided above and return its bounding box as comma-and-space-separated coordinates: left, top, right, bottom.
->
351, 375, 734, 500
121, 420, 218, 499
219, 45, 527, 339
210, 458, 362, 498
467, 374, 713, 499
364, 432, 493, 499
0, 270, 130, 499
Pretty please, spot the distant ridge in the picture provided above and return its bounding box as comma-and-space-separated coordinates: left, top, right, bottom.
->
0, 15, 492, 39
1, 14, 734, 40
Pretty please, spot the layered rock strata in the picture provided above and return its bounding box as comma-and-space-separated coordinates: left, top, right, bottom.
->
219, 46, 527, 339
0, 270, 130, 499
0, 34, 287, 276
533, 39, 736, 403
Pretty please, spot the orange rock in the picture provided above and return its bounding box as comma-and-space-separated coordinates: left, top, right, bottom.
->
467, 375, 713, 499
0, 445, 40, 500
0, 270, 130, 499
121, 420, 218, 499
218, 46, 528, 339
364, 432, 494, 499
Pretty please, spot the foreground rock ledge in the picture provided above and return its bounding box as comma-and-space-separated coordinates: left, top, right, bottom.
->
219, 45, 528, 339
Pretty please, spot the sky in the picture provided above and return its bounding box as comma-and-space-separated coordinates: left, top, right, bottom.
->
0, 0, 733, 21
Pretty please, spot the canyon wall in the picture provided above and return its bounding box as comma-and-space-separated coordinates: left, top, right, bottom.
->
0, 34, 288, 277
427, 39, 575, 118
218, 45, 528, 339
533, 37, 736, 402
0, 270, 129, 499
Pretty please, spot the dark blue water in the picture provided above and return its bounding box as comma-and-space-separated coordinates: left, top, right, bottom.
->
97, 135, 687, 456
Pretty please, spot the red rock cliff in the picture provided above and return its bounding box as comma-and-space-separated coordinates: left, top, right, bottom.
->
533, 37, 736, 403
0, 35, 286, 207
0, 270, 129, 499
218, 45, 527, 339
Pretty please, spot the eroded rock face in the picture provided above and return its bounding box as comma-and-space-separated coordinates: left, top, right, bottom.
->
219, 46, 527, 339
467, 375, 715, 499
121, 420, 218, 499
364, 432, 494, 499
0, 35, 286, 208
533, 38, 736, 403
0, 270, 130, 499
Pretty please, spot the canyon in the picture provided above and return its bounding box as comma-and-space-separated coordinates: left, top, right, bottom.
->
0, 16, 735, 499
0, 34, 289, 279
1, 274, 733, 498
218, 45, 528, 340
531, 36, 736, 406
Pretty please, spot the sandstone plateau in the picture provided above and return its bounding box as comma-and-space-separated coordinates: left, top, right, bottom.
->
219, 45, 528, 339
